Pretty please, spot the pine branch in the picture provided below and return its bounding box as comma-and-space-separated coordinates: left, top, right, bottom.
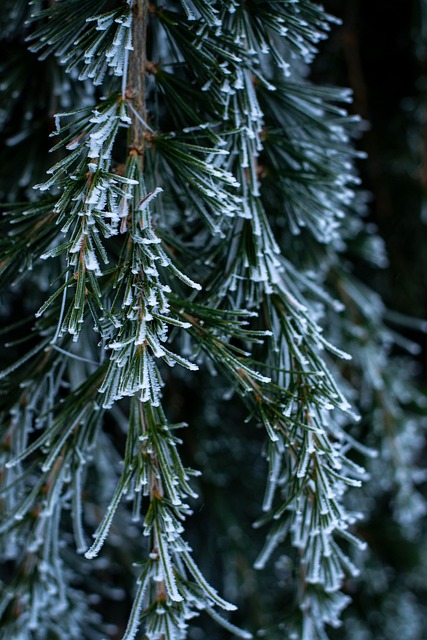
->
1, 2, 426, 639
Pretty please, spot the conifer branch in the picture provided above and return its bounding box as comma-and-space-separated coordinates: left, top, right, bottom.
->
1, 2, 426, 639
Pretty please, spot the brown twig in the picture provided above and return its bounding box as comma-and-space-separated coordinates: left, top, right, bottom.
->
127, 0, 149, 166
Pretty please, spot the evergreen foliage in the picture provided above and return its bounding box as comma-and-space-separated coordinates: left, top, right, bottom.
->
0, 1, 426, 639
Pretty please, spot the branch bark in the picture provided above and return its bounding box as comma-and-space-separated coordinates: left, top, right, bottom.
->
127, 0, 148, 167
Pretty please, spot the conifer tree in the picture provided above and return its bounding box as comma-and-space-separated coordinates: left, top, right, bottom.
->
0, 2, 425, 639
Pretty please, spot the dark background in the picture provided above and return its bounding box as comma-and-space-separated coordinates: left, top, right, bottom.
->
318, 0, 427, 334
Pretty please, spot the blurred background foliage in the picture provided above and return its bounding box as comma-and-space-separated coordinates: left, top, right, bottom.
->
317, 0, 427, 322
313, 1, 427, 636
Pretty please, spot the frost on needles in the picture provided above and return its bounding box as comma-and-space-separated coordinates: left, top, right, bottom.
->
0, 2, 426, 640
